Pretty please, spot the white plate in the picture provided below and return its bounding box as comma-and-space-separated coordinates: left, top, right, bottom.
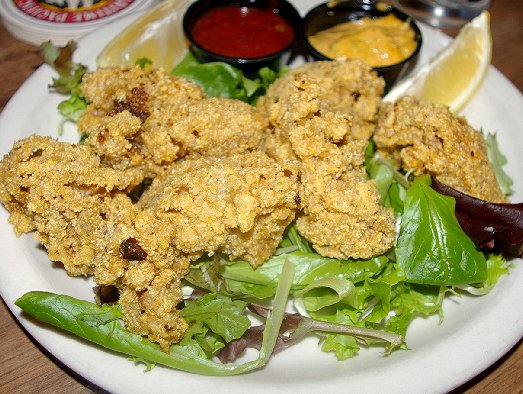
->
0, 2, 522, 393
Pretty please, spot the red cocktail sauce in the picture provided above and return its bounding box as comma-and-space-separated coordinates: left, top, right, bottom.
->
190, 5, 295, 58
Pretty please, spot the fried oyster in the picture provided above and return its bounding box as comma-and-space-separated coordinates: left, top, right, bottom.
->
258, 59, 385, 140
78, 67, 268, 177
258, 60, 396, 259
137, 151, 298, 267
0, 135, 143, 276
112, 151, 298, 348
374, 96, 507, 202
0, 135, 297, 349
0, 135, 190, 348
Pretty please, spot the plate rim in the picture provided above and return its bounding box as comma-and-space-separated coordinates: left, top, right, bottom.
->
0, 2, 522, 393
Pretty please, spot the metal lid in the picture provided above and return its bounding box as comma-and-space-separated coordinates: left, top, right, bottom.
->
0, 0, 160, 46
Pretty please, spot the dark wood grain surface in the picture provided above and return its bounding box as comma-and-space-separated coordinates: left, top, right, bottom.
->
0, 0, 522, 392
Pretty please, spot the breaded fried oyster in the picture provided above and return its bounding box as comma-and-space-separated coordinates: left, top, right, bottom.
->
374, 96, 507, 202
79, 67, 204, 175
257, 59, 385, 140
78, 67, 268, 177
258, 60, 396, 259
137, 151, 299, 267
0, 137, 298, 349
289, 114, 395, 260
297, 165, 396, 260
89, 201, 191, 350
0, 135, 143, 276
92, 151, 297, 348
144, 97, 268, 165
0, 136, 190, 349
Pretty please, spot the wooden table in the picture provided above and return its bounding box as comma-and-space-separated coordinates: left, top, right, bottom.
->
0, 1, 522, 392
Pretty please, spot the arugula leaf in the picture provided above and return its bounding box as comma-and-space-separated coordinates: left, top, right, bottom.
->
396, 175, 487, 285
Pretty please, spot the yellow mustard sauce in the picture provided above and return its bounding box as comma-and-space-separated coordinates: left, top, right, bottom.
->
308, 14, 417, 67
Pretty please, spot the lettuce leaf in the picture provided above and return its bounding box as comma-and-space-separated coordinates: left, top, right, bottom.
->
15, 260, 296, 376
318, 310, 362, 360
40, 41, 88, 134
431, 178, 523, 258
365, 142, 407, 215
171, 53, 284, 105
384, 283, 448, 343
219, 303, 402, 363
455, 253, 511, 295
186, 252, 388, 299
181, 293, 250, 342
485, 132, 513, 195
396, 175, 487, 285
40, 41, 86, 94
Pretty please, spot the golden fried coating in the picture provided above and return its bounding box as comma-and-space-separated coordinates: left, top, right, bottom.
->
78, 67, 268, 177
78, 66, 205, 175
257, 59, 385, 140
137, 151, 298, 267
257, 60, 395, 259
0, 135, 143, 276
287, 112, 366, 174
374, 96, 507, 202
0, 135, 190, 348
297, 166, 396, 259
119, 268, 188, 350
288, 115, 395, 259
141, 97, 268, 165
89, 199, 190, 350
89, 150, 298, 347
80, 66, 205, 117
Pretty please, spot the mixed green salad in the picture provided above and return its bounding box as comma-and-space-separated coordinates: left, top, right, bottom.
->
15, 41, 522, 376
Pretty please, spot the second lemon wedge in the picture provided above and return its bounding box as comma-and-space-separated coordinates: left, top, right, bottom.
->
385, 11, 492, 113
97, 0, 190, 71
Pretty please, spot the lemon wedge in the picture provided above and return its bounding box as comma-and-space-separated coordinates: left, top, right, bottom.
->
385, 11, 492, 112
97, 0, 190, 70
